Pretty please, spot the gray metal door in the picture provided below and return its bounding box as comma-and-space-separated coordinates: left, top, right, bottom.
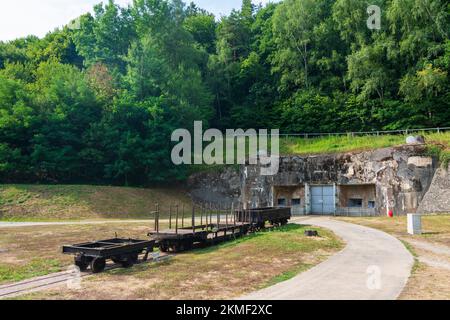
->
311, 185, 335, 215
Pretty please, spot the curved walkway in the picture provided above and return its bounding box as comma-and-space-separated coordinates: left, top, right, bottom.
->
242, 217, 414, 300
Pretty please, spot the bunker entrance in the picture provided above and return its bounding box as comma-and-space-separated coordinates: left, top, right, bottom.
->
338, 184, 376, 216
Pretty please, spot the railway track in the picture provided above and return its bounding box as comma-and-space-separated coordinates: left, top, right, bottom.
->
0, 254, 173, 299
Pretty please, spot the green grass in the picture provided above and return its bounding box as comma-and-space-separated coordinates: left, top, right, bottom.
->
279, 131, 450, 155
0, 259, 62, 284
264, 263, 313, 287
0, 184, 192, 221
400, 239, 421, 275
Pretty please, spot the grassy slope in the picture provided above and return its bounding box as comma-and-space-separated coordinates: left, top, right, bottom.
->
0, 185, 192, 220
279, 131, 450, 156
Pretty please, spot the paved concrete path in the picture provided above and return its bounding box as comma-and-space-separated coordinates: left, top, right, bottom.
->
0, 220, 152, 228
242, 217, 414, 300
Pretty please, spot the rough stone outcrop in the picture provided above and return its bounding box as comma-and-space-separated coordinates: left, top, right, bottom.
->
417, 165, 450, 214
187, 166, 241, 205
242, 145, 437, 215
187, 145, 446, 215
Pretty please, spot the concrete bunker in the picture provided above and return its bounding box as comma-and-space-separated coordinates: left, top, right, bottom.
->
273, 183, 377, 216
241, 145, 437, 216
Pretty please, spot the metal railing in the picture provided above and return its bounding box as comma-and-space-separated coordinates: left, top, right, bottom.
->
335, 207, 377, 217
266, 127, 450, 139
291, 207, 378, 217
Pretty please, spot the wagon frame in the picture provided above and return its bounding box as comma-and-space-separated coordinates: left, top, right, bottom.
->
62, 238, 155, 273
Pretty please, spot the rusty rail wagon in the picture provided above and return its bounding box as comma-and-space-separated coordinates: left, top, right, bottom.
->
62, 238, 155, 273
62, 203, 292, 272
236, 207, 291, 230
148, 204, 251, 253
148, 204, 292, 253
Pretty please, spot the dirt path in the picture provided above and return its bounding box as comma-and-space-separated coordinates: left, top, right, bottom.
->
406, 238, 450, 256
242, 217, 414, 300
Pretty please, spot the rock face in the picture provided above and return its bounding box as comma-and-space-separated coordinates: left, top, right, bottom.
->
187, 145, 447, 215
187, 166, 241, 205
417, 165, 450, 214
241, 145, 437, 216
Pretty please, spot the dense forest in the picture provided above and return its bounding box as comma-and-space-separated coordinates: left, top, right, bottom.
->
0, 0, 449, 185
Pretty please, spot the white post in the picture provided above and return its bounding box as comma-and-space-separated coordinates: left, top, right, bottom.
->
407, 214, 422, 235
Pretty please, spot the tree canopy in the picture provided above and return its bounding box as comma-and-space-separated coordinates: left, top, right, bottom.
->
0, 0, 448, 185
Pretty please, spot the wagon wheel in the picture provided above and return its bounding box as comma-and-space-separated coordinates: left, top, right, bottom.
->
120, 256, 135, 268
159, 241, 170, 253
171, 242, 184, 253
90, 258, 106, 273
184, 240, 193, 251
130, 253, 139, 263
75, 256, 89, 272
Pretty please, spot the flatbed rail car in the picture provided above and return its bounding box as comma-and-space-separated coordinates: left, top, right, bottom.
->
236, 207, 292, 229
149, 204, 251, 253
149, 222, 251, 253
63, 238, 155, 273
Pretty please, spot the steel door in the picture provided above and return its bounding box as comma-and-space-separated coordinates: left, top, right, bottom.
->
311, 185, 335, 215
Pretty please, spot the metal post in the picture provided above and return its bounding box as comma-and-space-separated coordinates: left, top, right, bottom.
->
203, 203, 207, 231
182, 204, 185, 228
209, 202, 213, 229
225, 204, 228, 236
169, 205, 172, 230
192, 205, 196, 234
175, 205, 179, 235
200, 203, 204, 228
217, 203, 220, 227
232, 202, 236, 228
155, 203, 159, 234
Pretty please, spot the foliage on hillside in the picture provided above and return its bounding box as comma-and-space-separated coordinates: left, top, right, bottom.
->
0, 0, 448, 185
